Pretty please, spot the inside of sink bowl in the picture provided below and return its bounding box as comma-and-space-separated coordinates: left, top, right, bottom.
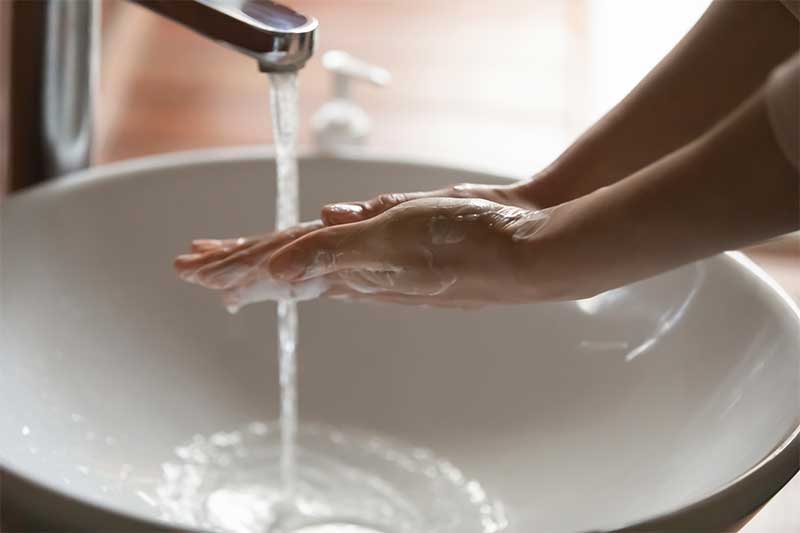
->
1, 150, 798, 533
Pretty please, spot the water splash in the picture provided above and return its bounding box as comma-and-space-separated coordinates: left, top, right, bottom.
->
149, 422, 507, 533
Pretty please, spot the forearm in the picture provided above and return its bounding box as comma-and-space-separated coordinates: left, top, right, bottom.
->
531, 84, 799, 300
524, 0, 798, 208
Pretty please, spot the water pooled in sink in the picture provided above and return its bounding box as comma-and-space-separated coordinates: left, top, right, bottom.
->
150, 422, 507, 533
147, 73, 507, 532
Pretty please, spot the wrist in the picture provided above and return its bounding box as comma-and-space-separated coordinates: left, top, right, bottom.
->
514, 168, 564, 209
514, 186, 637, 302
520, 153, 598, 209
508, 200, 593, 301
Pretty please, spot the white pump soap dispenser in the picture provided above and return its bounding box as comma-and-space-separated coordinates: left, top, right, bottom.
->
312, 50, 391, 152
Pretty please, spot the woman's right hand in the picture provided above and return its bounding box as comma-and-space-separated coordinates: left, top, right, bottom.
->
320, 181, 541, 226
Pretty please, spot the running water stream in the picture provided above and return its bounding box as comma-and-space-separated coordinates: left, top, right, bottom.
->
269, 72, 301, 506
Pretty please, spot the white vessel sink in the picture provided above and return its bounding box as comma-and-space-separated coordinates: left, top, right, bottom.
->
1, 147, 798, 532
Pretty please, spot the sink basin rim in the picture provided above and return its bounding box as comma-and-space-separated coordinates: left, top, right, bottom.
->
1, 145, 799, 532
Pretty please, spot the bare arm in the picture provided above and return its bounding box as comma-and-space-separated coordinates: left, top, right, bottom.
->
175, 76, 798, 309
527, 83, 799, 299
525, 0, 799, 208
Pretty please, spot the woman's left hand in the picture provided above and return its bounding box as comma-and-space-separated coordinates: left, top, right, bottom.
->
267, 197, 557, 308
174, 221, 328, 312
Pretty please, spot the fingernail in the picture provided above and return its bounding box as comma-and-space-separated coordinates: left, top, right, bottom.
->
328, 203, 364, 218
174, 254, 203, 270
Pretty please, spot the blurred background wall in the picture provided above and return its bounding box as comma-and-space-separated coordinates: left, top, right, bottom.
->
2, 0, 712, 190
92, 0, 711, 176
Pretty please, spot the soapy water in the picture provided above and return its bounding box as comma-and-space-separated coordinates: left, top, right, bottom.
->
150, 422, 507, 533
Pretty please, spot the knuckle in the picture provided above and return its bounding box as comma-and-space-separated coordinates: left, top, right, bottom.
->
449, 183, 469, 196
373, 193, 405, 210
450, 183, 480, 197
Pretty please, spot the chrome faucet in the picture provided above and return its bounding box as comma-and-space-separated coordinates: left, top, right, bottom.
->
4, 0, 317, 191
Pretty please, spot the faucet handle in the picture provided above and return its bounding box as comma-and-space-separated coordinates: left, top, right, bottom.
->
312, 51, 391, 152
322, 50, 391, 98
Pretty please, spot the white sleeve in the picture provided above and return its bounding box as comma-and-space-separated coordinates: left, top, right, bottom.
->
765, 52, 799, 172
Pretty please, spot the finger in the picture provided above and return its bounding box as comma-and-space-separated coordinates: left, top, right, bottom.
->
326, 285, 481, 309
269, 223, 379, 281
196, 221, 325, 286
191, 253, 261, 289
191, 239, 224, 253
175, 247, 237, 279
336, 267, 457, 297
320, 182, 517, 226
191, 237, 258, 254
325, 284, 425, 305
221, 275, 332, 313
178, 238, 259, 274
176, 221, 325, 286
321, 202, 366, 226
176, 241, 258, 277
327, 290, 426, 306
322, 190, 446, 225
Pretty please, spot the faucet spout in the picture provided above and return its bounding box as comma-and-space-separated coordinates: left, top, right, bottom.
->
132, 0, 317, 72
4, 0, 317, 192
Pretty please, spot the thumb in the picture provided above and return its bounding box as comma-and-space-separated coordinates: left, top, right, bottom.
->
322, 191, 439, 225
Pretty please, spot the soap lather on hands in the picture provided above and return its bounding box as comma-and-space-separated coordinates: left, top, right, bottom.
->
175, 220, 329, 312
174, 183, 559, 311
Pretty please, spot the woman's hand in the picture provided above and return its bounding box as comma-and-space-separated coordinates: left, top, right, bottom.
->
269, 197, 557, 308
320, 181, 540, 226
